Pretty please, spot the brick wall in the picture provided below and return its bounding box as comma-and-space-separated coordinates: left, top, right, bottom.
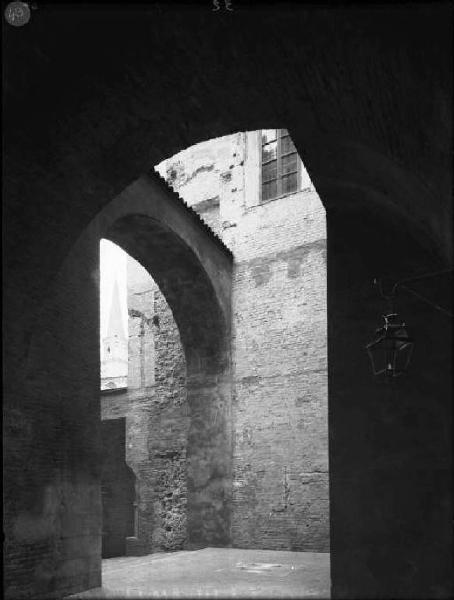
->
100, 131, 328, 556
100, 131, 328, 557
101, 256, 189, 555
4, 233, 102, 599
157, 131, 329, 552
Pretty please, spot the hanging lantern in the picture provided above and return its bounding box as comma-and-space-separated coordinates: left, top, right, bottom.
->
366, 312, 414, 378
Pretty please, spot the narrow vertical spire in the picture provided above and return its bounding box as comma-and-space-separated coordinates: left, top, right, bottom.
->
106, 278, 127, 340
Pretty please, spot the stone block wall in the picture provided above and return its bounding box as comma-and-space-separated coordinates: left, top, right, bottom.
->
148, 289, 188, 552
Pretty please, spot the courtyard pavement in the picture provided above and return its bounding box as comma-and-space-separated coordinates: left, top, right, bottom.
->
67, 547, 330, 599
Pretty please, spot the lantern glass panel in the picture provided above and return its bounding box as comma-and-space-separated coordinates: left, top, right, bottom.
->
366, 335, 388, 376
391, 336, 414, 376
366, 322, 414, 378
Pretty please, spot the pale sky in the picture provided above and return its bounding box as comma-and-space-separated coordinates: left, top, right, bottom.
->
100, 239, 128, 341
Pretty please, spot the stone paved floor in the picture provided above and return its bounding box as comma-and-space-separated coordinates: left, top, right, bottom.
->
67, 548, 330, 599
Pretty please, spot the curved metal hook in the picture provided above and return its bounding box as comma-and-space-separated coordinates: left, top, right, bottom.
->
373, 278, 396, 313
373, 269, 453, 318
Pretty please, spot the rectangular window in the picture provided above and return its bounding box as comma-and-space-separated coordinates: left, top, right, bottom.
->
260, 129, 300, 202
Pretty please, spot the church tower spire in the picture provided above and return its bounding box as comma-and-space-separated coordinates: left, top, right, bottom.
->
101, 277, 128, 390
107, 278, 127, 341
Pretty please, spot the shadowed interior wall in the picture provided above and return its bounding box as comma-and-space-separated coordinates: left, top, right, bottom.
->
4, 233, 103, 599
327, 207, 452, 599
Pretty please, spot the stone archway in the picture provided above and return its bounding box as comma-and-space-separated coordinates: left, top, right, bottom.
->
3, 172, 232, 598
97, 175, 234, 554
101, 182, 233, 549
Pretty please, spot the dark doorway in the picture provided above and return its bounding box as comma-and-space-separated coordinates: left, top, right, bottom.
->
101, 418, 136, 558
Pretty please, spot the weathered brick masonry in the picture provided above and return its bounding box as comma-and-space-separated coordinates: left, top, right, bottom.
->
101, 131, 328, 556
156, 131, 329, 551
101, 252, 189, 555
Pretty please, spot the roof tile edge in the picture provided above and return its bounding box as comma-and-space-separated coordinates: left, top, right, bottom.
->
149, 169, 234, 259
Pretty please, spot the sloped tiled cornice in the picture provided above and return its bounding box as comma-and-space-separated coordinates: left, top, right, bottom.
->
149, 169, 233, 259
